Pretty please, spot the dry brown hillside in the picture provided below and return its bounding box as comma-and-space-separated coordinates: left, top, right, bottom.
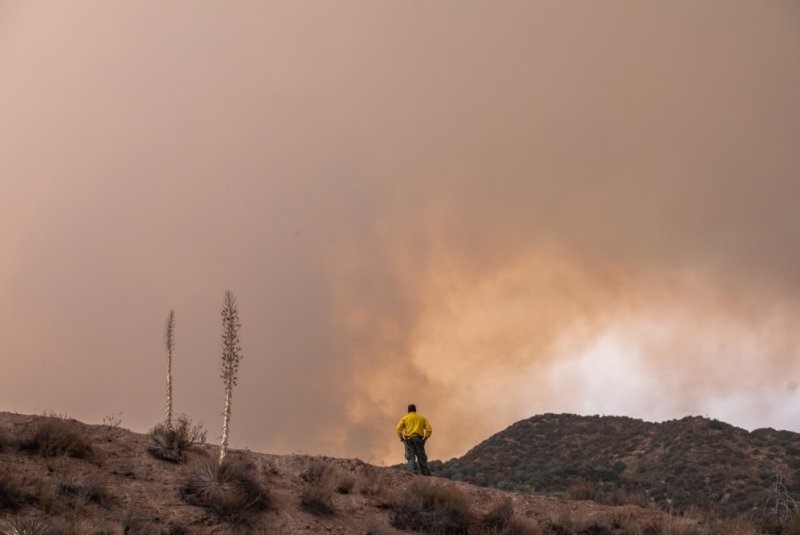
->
0, 412, 764, 534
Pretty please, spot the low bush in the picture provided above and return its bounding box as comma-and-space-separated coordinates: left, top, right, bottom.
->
0, 474, 26, 512
299, 457, 358, 513
21, 417, 91, 459
300, 478, 335, 515
546, 510, 613, 535
599, 489, 650, 508
334, 471, 356, 494
55, 473, 110, 507
181, 460, 268, 525
390, 479, 473, 535
301, 457, 332, 483
483, 498, 515, 531
147, 416, 206, 463
567, 482, 596, 501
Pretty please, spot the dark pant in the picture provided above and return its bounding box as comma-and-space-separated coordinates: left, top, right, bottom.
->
404, 436, 430, 475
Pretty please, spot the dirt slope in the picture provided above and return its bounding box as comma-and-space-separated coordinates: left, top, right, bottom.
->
0, 412, 749, 534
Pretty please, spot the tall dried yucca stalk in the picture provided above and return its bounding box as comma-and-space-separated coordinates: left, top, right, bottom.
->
219, 291, 242, 464
164, 310, 175, 429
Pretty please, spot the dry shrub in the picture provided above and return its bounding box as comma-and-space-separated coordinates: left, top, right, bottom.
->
298, 457, 357, 513
21, 418, 91, 459
120, 509, 153, 535
0, 474, 26, 512
497, 517, 542, 535
566, 482, 596, 501
390, 479, 473, 535
0, 517, 52, 535
599, 489, 649, 508
147, 416, 206, 463
300, 479, 335, 515
484, 498, 515, 531
361, 478, 394, 509
546, 510, 613, 535
334, 471, 356, 494
181, 460, 268, 525
55, 473, 110, 507
301, 457, 332, 483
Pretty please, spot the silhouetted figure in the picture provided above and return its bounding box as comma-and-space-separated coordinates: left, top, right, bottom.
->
396, 404, 433, 475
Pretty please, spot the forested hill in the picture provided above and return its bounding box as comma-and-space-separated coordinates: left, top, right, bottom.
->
429, 413, 800, 519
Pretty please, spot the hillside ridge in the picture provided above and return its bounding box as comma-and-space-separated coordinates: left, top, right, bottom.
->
0, 411, 706, 534
430, 412, 800, 521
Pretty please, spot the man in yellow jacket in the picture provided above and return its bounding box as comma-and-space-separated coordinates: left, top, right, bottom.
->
396, 404, 433, 475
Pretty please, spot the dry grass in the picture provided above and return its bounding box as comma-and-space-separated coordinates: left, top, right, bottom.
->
299, 458, 337, 514
483, 498, 515, 531
180, 460, 268, 525
300, 478, 336, 515
147, 415, 206, 463
480, 498, 542, 535
21, 418, 91, 459
298, 457, 359, 514
389, 479, 473, 535
55, 472, 110, 507
545, 510, 614, 535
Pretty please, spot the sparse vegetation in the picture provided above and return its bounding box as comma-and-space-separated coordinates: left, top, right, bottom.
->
389, 479, 473, 534
101, 411, 123, 428
21, 417, 91, 459
147, 415, 207, 463
300, 477, 336, 515
180, 460, 268, 525
335, 471, 356, 494
299, 458, 339, 514
483, 498, 514, 531
55, 472, 110, 507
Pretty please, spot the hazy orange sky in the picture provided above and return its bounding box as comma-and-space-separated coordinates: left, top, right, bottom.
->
1, 2, 799, 465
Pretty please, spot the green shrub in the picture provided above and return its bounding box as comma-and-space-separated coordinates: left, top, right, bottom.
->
147, 416, 206, 463
180, 460, 268, 525
21, 418, 91, 459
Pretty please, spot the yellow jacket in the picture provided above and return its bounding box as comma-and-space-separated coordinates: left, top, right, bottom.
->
396, 412, 432, 439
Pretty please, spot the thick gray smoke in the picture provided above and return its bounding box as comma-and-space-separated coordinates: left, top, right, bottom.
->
1, 2, 799, 463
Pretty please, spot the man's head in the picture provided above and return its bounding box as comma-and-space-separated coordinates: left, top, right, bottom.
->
408, 404, 416, 413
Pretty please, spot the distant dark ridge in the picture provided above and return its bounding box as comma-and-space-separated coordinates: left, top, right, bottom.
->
429, 413, 800, 519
